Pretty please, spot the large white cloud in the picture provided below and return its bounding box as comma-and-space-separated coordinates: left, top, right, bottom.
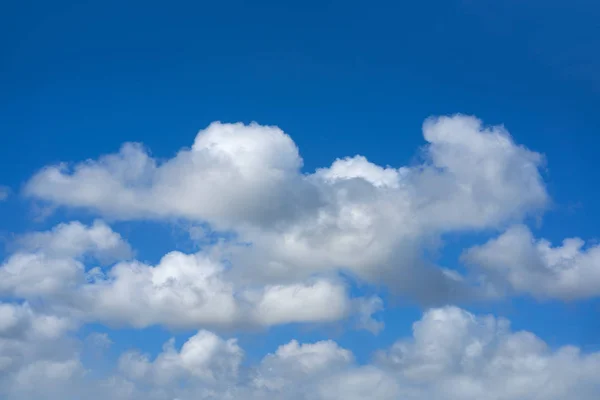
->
23, 116, 549, 302
25, 116, 548, 230
24, 122, 311, 228
462, 224, 600, 300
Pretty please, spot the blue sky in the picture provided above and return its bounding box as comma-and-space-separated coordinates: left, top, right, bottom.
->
1, 1, 600, 399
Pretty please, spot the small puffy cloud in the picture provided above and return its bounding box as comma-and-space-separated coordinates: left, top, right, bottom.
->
256, 339, 353, 384
0, 221, 131, 299
244, 280, 360, 326
463, 225, 600, 300
118, 330, 243, 386
14, 220, 133, 261
314, 155, 402, 188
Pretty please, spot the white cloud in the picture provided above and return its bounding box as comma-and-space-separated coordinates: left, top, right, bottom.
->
0, 221, 132, 299
118, 330, 243, 386
24, 122, 308, 228
13, 115, 600, 399
0, 302, 82, 400
0, 222, 380, 331
25, 117, 547, 231
23, 116, 547, 302
256, 339, 353, 383
373, 306, 600, 400
4, 306, 598, 400
3, 114, 598, 400
14, 220, 133, 261
463, 225, 600, 300
82, 252, 382, 330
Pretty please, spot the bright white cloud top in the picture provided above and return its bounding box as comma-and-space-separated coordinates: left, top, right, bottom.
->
1, 115, 599, 399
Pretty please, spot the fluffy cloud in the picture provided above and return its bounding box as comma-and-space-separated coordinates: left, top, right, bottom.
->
374, 306, 600, 400
253, 339, 354, 391
118, 330, 243, 386
0, 220, 132, 299
83, 251, 380, 330
24, 122, 310, 228
25, 117, 548, 230
14, 219, 133, 261
4, 306, 599, 400
24, 116, 548, 302
0, 221, 380, 331
12, 115, 599, 399
0, 302, 82, 400
463, 225, 600, 300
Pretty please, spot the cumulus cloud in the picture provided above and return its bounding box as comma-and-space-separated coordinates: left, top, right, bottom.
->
463, 225, 600, 300
253, 339, 354, 392
118, 330, 243, 386
374, 306, 600, 400
0, 220, 132, 299
83, 251, 380, 330
0, 221, 380, 331
25, 117, 548, 230
11, 115, 599, 400
24, 123, 311, 228
23, 116, 549, 303
14, 219, 133, 261
4, 306, 599, 400
0, 302, 82, 400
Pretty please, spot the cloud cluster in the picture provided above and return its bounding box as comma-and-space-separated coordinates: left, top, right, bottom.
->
2, 306, 600, 400
24, 116, 550, 303
3, 115, 599, 399
0, 221, 381, 331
